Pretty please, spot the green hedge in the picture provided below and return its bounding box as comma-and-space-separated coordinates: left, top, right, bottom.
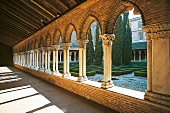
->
70, 68, 79, 73
134, 71, 147, 77
86, 70, 96, 76
71, 72, 79, 77
112, 70, 133, 76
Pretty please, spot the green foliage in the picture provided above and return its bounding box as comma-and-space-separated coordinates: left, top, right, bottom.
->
86, 70, 96, 76
94, 23, 103, 66
134, 70, 147, 77
86, 28, 94, 65
112, 16, 123, 66
122, 12, 132, 65
71, 72, 79, 77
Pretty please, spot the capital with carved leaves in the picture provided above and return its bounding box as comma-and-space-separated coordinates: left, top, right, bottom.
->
99, 34, 115, 46
76, 39, 89, 48
62, 43, 72, 50
52, 45, 60, 51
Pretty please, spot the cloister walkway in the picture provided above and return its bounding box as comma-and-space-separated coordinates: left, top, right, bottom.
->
0, 66, 118, 113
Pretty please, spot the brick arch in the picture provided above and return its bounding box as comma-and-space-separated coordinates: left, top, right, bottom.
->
30, 41, 34, 50
27, 43, 30, 51
64, 23, 77, 43
45, 34, 52, 47
39, 37, 44, 48
80, 15, 101, 39
105, 0, 149, 34
53, 29, 62, 45
34, 39, 39, 49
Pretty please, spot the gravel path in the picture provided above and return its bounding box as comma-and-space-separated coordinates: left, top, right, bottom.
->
88, 72, 147, 92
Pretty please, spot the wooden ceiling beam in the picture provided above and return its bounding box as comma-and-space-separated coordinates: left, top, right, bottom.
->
31, 0, 56, 18
0, 16, 33, 34
0, 10, 37, 31
1, 5, 39, 29
20, 0, 53, 21
1, 1, 44, 27
58, 0, 70, 9
45, 0, 64, 14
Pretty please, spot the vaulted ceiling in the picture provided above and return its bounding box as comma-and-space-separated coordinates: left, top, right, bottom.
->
0, 0, 86, 47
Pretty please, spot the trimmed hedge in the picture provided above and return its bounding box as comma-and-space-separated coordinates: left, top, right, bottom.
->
71, 72, 79, 77
86, 70, 96, 76
134, 71, 147, 77
70, 68, 79, 73
112, 70, 133, 76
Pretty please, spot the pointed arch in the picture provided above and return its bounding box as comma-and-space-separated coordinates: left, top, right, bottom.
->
64, 23, 77, 43
105, 0, 149, 34
53, 29, 62, 45
80, 15, 101, 40
34, 39, 39, 49
27, 43, 30, 51
39, 37, 44, 48
45, 34, 52, 47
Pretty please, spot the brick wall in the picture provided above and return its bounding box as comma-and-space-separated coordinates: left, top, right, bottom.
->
0, 43, 13, 66
14, 64, 170, 113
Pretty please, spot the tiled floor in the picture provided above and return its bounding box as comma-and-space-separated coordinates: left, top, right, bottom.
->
0, 66, 118, 113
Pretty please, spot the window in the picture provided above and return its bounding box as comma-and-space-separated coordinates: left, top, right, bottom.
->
138, 21, 142, 29
139, 32, 143, 40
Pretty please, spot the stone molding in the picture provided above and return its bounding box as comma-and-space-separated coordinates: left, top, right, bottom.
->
143, 22, 170, 40
99, 34, 115, 46
62, 43, 72, 50
52, 45, 60, 51
76, 39, 89, 48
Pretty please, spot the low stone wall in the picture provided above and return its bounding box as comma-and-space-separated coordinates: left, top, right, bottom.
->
14, 64, 170, 113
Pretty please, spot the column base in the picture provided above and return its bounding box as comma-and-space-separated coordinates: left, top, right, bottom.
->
34, 67, 39, 70
62, 72, 71, 78
45, 69, 52, 74
144, 91, 170, 107
53, 71, 62, 76
101, 81, 114, 89
39, 68, 44, 72
77, 76, 88, 82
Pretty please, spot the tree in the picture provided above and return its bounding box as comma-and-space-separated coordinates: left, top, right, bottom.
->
94, 23, 102, 66
122, 12, 132, 65
112, 16, 123, 66
86, 28, 94, 65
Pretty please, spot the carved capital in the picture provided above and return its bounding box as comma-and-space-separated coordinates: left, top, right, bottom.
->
143, 22, 170, 39
99, 34, 115, 46
62, 43, 72, 50
76, 39, 89, 48
52, 45, 60, 51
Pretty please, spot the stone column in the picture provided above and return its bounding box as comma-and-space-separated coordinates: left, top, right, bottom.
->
38, 49, 41, 70
62, 43, 72, 77
52, 45, 61, 75
76, 39, 89, 82
74, 52, 77, 61
34, 49, 39, 70
143, 23, 170, 107
40, 48, 45, 72
32, 51, 35, 68
44, 48, 48, 72
139, 50, 142, 61
46, 47, 52, 73
99, 34, 115, 89
59, 51, 62, 62
133, 51, 136, 61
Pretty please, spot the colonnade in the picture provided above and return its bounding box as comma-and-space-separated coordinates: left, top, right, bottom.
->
132, 50, 147, 61
13, 34, 115, 88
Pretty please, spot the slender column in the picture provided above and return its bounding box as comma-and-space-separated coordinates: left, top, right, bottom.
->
46, 47, 52, 73
59, 52, 62, 62
44, 48, 48, 72
76, 39, 89, 82
52, 45, 60, 75
133, 51, 136, 61
62, 43, 72, 77
74, 52, 77, 61
34, 50, 39, 70
36, 50, 39, 69
40, 48, 45, 72
38, 49, 41, 70
100, 34, 115, 89
32, 51, 34, 68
